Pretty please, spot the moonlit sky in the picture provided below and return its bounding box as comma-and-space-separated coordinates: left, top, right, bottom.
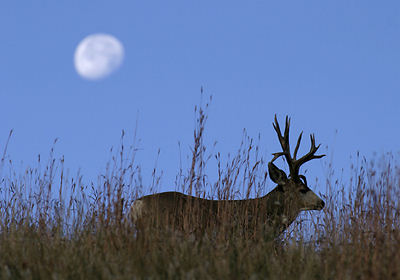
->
1, 1, 399, 194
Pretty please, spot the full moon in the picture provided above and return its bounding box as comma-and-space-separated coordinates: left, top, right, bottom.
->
74, 34, 124, 80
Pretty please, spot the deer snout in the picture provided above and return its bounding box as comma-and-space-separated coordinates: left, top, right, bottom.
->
316, 200, 325, 210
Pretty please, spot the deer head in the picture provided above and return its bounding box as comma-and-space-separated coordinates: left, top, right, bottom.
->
268, 115, 325, 214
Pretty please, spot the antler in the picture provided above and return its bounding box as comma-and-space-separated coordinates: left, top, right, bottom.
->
271, 115, 325, 180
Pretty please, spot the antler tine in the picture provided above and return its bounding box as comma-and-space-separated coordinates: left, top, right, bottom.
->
273, 115, 290, 152
270, 152, 286, 163
293, 131, 303, 160
284, 116, 290, 146
293, 133, 325, 175
272, 115, 283, 143
272, 115, 295, 176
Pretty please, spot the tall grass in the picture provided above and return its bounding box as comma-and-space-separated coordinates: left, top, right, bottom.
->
0, 103, 399, 279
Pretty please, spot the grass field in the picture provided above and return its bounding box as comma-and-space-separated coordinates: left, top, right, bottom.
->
1, 106, 399, 279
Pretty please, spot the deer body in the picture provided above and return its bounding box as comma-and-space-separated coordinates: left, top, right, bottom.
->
129, 116, 325, 237
130, 185, 323, 237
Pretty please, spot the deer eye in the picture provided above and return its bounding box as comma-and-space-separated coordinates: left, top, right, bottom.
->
299, 189, 308, 194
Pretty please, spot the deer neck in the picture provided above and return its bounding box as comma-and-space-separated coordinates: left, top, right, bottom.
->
261, 187, 301, 228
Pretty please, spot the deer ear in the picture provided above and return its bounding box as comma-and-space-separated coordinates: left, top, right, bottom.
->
268, 162, 288, 185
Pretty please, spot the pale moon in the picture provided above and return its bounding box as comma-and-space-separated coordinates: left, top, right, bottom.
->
74, 34, 124, 80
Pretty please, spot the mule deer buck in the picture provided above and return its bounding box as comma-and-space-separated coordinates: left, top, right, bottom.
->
129, 116, 325, 238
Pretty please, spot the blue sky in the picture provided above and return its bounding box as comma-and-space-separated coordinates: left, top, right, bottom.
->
1, 1, 399, 194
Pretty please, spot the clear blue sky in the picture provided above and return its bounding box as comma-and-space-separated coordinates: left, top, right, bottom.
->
1, 1, 399, 193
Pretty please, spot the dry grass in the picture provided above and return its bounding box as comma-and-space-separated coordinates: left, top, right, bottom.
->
1, 103, 399, 279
